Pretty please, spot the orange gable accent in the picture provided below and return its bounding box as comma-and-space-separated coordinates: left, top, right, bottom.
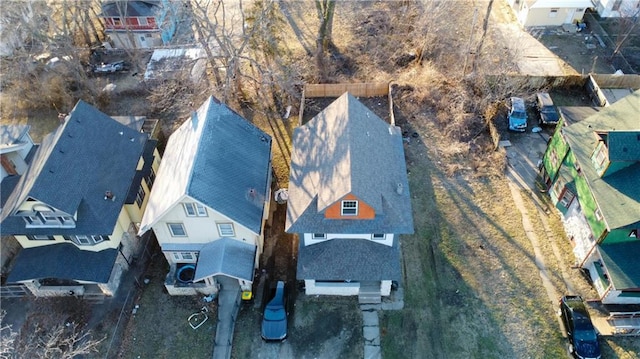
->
324, 193, 375, 219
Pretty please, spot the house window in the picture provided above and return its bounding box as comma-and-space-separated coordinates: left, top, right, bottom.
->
145, 168, 155, 189
66, 235, 107, 246
559, 189, 575, 208
341, 200, 358, 216
23, 211, 75, 228
372, 234, 385, 240
549, 8, 558, 17
595, 208, 603, 221
27, 235, 54, 240
113, 17, 121, 26
168, 223, 187, 237
184, 203, 207, 217
594, 147, 607, 166
217, 223, 235, 237
138, 17, 148, 25
312, 233, 326, 239
136, 185, 146, 207
171, 252, 197, 261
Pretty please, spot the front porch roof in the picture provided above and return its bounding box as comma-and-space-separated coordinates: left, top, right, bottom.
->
6, 243, 117, 284
297, 238, 401, 282
193, 238, 256, 282
600, 242, 640, 290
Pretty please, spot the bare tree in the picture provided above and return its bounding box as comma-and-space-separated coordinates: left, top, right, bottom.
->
0, 311, 17, 359
20, 321, 104, 359
0, 0, 104, 113
609, 6, 640, 61
190, 0, 291, 104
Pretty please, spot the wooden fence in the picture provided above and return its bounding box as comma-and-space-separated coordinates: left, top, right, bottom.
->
303, 83, 389, 98
299, 82, 395, 126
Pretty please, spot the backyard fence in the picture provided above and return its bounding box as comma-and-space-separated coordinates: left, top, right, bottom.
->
299, 82, 395, 126
303, 83, 390, 98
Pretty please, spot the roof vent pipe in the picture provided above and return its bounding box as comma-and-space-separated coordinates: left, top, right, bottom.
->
104, 191, 115, 201
396, 183, 403, 195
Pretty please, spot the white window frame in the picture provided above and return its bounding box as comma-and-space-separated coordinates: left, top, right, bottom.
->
171, 252, 197, 261
136, 185, 146, 207
184, 203, 208, 217
145, 168, 155, 188
559, 189, 575, 208
168, 223, 187, 237
595, 208, 603, 221
341, 200, 358, 216
138, 17, 148, 25
217, 223, 235, 237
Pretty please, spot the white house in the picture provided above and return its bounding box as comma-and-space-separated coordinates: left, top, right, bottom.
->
139, 96, 272, 296
286, 93, 414, 301
507, 0, 592, 26
1, 125, 34, 181
593, 0, 640, 17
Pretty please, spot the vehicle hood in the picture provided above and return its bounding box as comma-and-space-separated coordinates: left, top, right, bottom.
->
261, 315, 287, 340
575, 340, 601, 358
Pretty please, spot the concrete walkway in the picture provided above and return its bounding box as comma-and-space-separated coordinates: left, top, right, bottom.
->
360, 287, 405, 359
212, 277, 241, 359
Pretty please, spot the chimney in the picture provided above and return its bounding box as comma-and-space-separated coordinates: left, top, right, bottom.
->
104, 191, 115, 201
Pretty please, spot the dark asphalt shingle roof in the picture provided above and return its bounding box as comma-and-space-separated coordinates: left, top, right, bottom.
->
600, 242, 640, 290
6, 243, 118, 283
607, 131, 640, 161
193, 238, 257, 282
296, 238, 401, 281
1, 100, 148, 235
286, 92, 413, 234
563, 90, 640, 230
139, 96, 272, 234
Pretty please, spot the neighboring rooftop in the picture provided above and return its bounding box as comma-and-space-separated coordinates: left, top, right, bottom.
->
563, 89, 640, 230
139, 96, 272, 235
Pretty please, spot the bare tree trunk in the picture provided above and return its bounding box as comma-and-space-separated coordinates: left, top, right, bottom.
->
315, 0, 335, 53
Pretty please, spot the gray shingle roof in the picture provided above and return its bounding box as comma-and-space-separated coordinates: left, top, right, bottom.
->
139, 96, 272, 234
0, 100, 148, 235
600, 242, 640, 290
286, 92, 413, 234
563, 90, 640, 229
193, 238, 256, 282
296, 238, 401, 281
6, 243, 118, 283
607, 131, 640, 161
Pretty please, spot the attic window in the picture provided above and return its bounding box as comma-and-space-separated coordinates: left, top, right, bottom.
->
217, 223, 235, 237
372, 234, 385, 240
184, 203, 207, 217
341, 200, 358, 216
312, 233, 326, 239
595, 208, 603, 221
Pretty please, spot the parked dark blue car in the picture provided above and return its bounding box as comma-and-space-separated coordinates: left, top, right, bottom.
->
559, 295, 601, 359
261, 281, 287, 341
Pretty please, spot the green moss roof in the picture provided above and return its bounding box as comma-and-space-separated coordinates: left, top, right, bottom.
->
563, 90, 640, 230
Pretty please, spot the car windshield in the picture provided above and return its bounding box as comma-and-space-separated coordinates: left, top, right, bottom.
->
512, 111, 526, 119
264, 307, 285, 321
575, 329, 597, 342
541, 106, 555, 113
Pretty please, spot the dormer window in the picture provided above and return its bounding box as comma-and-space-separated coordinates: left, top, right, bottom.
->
341, 200, 358, 216
23, 211, 75, 228
184, 203, 207, 217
